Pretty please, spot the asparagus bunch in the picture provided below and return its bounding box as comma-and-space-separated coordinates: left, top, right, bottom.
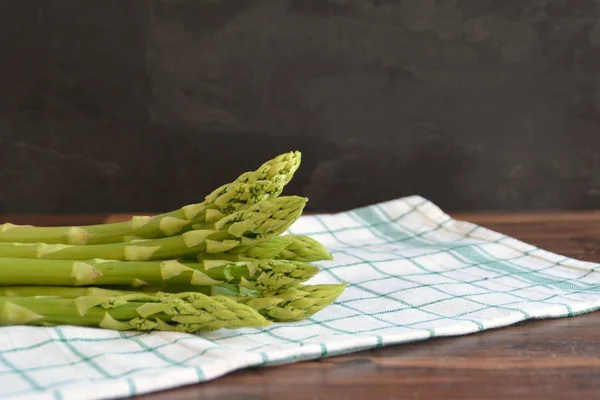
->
0, 151, 345, 333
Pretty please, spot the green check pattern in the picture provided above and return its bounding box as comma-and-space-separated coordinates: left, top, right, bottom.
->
3, 195, 600, 400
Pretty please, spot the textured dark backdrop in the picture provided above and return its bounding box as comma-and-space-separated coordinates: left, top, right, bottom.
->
1, 0, 599, 214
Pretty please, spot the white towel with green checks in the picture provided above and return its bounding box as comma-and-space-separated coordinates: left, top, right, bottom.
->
3, 195, 600, 400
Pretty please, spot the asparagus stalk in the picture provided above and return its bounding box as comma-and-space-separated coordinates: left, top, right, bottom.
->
198, 234, 333, 263
0, 291, 270, 332
194, 236, 293, 261
0, 286, 128, 297
0, 284, 259, 298
0, 258, 319, 291
223, 284, 346, 322
0, 196, 307, 261
0, 283, 347, 324
274, 235, 333, 262
0, 151, 301, 245
0, 234, 294, 260
90, 283, 347, 322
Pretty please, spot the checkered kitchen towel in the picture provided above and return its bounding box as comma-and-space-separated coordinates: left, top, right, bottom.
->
3, 195, 600, 399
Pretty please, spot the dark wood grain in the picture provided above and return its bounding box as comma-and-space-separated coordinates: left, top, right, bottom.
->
4, 211, 600, 399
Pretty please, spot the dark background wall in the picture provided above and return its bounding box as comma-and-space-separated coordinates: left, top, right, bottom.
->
1, 0, 599, 214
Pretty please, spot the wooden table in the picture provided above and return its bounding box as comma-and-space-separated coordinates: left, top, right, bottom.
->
3, 210, 600, 399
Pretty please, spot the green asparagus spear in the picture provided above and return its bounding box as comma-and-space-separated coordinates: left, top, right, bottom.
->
0, 258, 319, 291
224, 284, 346, 322
0, 286, 127, 297
0, 235, 294, 259
0, 284, 259, 298
273, 235, 333, 262
198, 234, 333, 263
0, 283, 347, 324
194, 236, 293, 261
92, 283, 347, 323
0, 291, 270, 332
0, 151, 301, 245
0, 196, 307, 260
